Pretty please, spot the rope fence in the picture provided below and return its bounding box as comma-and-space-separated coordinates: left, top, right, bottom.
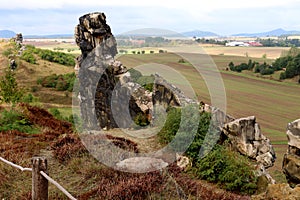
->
0, 156, 77, 200
0, 157, 32, 172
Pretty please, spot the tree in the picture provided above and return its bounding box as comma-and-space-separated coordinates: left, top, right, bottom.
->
0, 69, 23, 103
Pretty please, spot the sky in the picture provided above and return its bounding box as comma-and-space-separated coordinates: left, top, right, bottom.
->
0, 0, 300, 36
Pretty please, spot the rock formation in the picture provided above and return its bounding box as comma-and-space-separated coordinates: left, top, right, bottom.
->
75, 12, 153, 130
200, 103, 276, 169
283, 119, 300, 186
75, 12, 276, 175
222, 116, 276, 168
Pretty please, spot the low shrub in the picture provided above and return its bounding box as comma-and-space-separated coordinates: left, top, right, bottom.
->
20, 50, 36, 64
194, 144, 258, 194
0, 109, 39, 134
37, 72, 76, 92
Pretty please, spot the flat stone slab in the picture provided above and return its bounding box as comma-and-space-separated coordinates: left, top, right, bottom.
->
115, 157, 168, 173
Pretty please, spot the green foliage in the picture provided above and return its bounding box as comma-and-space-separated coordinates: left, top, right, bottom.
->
279, 53, 300, 79
157, 106, 211, 160
22, 45, 75, 66
37, 72, 76, 92
272, 56, 293, 70
229, 59, 258, 73
157, 107, 181, 144
128, 69, 154, 91
128, 68, 142, 82
229, 60, 274, 75
136, 75, 154, 91
133, 113, 150, 127
194, 145, 258, 194
22, 93, 34, 103
49, 108, 80, 127
0, 109, 39, 134
2, 48, 14, 57
228, 62, 235, 71
20, 49, 36, 64
158, 108, 257, 194
49, 108, 63, 120
0, 69, 23, 103
178, 58, 186, 63
37, 48, 75, 66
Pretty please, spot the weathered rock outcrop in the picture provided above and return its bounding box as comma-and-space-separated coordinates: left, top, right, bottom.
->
76, 12, 276, 176
283, 119, 300, 186
200, 103, 276, 168
222, 116, 275, 168
75, 12, 153, 130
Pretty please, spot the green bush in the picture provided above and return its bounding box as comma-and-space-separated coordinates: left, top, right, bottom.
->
133, 112, 150, 127
0, 69, 23, 103
22, 93, 34, 103
49, 108, 63, 120
49, 108, 80, 128
157, 107, 181, 144
38, 72, 76, 91
21, 50, 36, 64
194, 145, 258, 194
157, 107, 257, 194
2, 48, 14, 57
21, 45, 75, 66
0, 109, 39, 134
136, 75, 154, 91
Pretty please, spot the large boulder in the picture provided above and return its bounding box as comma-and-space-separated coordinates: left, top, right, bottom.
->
222, 116, 276, 168
283, 119, 300, 186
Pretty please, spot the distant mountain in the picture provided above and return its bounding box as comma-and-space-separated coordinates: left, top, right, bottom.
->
24, 34, 73, 39
116, 28, 184, 38
232, 28, 300, 37
0, 30, 16, 38
182, 30, 219, 37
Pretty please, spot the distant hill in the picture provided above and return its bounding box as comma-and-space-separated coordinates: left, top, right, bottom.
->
0, 30, 16, 38
24, 34, 73, 39
232, 28, 300, 37
182, 30, 219, 37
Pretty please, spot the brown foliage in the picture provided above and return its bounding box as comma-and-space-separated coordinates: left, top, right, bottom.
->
106, 134, 139, 153
78, 163, 250, 200
19, 103, 73, 135
51, 134, 88, 162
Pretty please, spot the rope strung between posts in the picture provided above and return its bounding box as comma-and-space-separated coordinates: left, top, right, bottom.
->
0, 157, 32, 172
1, 156, 77, 200
40, 171, 77, 200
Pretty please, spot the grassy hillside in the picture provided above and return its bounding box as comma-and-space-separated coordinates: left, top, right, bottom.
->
0, 41, 74, 106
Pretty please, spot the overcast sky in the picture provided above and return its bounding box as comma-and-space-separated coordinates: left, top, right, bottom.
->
0, 0, 300, 36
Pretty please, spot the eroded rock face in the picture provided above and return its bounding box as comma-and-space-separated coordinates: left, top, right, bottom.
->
222, 116, 276, 168
75, 12, 152, 130
283, 119, 300, 186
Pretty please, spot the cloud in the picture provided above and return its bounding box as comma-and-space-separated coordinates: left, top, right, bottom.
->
0, 0, 300, 35
1, 0, 299, 11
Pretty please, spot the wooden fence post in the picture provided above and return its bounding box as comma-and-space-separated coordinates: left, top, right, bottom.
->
32, 157, 48, 200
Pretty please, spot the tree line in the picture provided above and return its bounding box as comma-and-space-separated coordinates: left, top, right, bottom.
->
229, 47, 300, 83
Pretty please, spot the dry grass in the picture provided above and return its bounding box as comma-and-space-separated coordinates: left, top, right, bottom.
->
202, 46, 289, 59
